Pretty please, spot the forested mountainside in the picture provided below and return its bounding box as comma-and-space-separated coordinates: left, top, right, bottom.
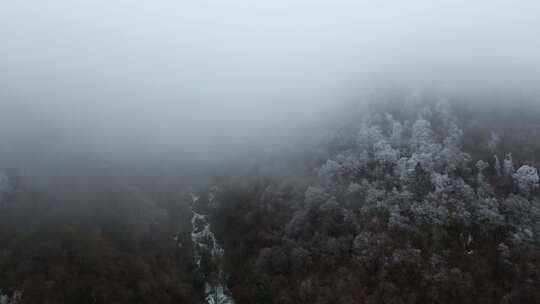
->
0, 173, 197, 303
195, 99, 540, 304
1, 98, 539, 304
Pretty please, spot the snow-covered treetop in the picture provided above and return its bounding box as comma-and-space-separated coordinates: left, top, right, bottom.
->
503, 154, 515, 177
513, 165, 539, 195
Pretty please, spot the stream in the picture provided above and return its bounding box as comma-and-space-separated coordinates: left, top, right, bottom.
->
190, 193, 235, 304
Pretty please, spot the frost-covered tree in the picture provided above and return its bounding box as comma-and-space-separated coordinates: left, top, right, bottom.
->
503, 154, 515, 177
304, 186, 330, 209
476, 160, 489, 182
373, 141, 400, 163
411, 118, 434, 152
475, 160, 493, 197
411, 200, 449, 226
408, 116, 447, 172
285, 210, 310, 238
473, 198, 505, 229
476, 160, 489, 175
410, 163, 434, 202
513, 165, 539, 195
357, 123, 384, 153
431, 172, 451, 194
488, 131, 500, 152
318, 159, 342, 184
395, 157, 412, 181
212, 99, 540, 304
443, 120, 464, 148
385, 113, 404, 147
335, 151, 369, 176
319, 151, 370, 185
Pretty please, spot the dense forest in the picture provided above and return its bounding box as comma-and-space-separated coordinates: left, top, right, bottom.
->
2, 1, 539, 303
1, 96, 540, 303
202, 97, 540, 304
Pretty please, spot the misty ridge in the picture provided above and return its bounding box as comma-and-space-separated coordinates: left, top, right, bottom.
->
1, 1, 540, 304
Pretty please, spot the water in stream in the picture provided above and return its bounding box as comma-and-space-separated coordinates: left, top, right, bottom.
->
190, 193, 235, 304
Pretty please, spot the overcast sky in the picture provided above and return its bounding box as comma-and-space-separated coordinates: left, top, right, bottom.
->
1, 0, 539, 168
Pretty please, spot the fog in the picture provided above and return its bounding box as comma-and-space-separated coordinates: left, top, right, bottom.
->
1, 0, 539, 171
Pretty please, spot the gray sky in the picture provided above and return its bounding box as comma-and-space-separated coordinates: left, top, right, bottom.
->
1, 0, 539, 168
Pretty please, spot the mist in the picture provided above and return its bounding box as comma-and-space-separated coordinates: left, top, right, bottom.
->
1, 0, 539, 170
4, 2, 540, 303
